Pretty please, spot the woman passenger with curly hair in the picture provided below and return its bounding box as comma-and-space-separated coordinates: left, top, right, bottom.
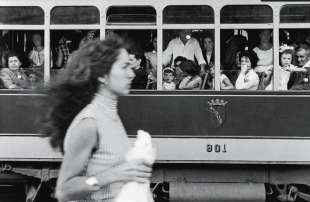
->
235, 50, 260, 90
40, 36, 152, 202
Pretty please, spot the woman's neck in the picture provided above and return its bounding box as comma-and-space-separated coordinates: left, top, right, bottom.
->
95, 88, 118, 114
96, 87, 118, 102
259, 42, 272, 50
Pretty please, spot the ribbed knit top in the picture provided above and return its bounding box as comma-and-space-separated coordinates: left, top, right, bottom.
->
64, 92, 131, 202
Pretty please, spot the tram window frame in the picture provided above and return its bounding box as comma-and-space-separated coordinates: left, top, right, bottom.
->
51, 6, 100, 25
219, 4, 275, 91
278, 4, 310, 92
280, 4, 310, 23
161, 4, 216, 91
162, 29, 216, 91
0, 30, 45, 90
0, 6, 44, 25
1, 1, 309, 93
163, 5, 214, 24
106, 6, 156, 25
221, 5, 273, 24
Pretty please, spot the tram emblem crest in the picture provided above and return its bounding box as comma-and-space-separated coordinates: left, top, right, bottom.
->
207, 99, 228, 127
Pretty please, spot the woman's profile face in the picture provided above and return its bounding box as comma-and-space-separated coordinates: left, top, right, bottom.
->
105, 48, 135, 96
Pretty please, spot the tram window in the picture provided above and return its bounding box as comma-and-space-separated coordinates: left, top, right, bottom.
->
221, 29, 274, 90
279, 29, 310, 90
50, 30, 99, 81
221, 5, 272, 24
0, 30, 44, 89
51, 6, 100, 24
107, 30, 157, 90
280, 5, 310, 23
0, 6, 44, 25
162, 29, 214, 90
106, 6, 156, 25
163, 5, 214, 24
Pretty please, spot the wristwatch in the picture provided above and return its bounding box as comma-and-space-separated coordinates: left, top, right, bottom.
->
85, 176, 99, 186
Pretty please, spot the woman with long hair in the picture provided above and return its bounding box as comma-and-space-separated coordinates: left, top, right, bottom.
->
40, 36, 152, 202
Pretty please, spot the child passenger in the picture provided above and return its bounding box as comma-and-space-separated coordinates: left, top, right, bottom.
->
277, 46, 307, 90
0, 52, 30, 89
162, 67, 176, 90
178, 60, 202, 90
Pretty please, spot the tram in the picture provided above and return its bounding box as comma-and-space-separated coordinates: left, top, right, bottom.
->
1, 0, 310, 201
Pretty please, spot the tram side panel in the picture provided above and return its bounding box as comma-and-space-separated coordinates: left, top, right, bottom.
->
0, 94, 310, 200
119, 95, 310, 138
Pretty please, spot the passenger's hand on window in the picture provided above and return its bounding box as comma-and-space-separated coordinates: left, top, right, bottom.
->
304, 66, 310, 72
240, 64, 248, 74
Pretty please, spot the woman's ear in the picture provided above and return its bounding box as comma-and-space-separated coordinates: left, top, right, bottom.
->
98, 76, 108, 85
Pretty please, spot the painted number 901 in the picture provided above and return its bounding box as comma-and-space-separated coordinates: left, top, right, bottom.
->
206, 144, 227, 153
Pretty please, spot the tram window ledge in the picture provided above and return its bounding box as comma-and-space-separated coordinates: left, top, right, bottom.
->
0, 89, 44, 95
128, 90, 310, 95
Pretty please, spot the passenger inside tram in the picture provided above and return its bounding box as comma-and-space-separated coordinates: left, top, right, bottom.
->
235, 50, 260, 90
163, 29, 206, 72
54, 36, 72, 69
108, 29, 156, 90
201, 33, 215, 90
289, 43, 310, 90
131, 53, 148, 89
162, 67, 176, 90
253, 29, 274, 90
178, 59, 202, 90
202, 33, 214, 71
28, 33, 44, 68
222, 34, 247, 85
278, 46, 307, 90
78, 30, 98, 48
144, 35, 157, 90
0, 51, 31, 89
173, 56, 187, 86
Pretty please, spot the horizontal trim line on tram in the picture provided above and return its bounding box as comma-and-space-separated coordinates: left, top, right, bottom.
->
1, 90, 310, 96
1, 133, 310, 139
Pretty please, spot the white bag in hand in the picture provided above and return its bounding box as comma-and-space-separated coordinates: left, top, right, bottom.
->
115, 130, 156, 202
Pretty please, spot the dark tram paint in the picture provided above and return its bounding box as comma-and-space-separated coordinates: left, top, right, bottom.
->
119, 95, 310, 137
0, 91, 310, 137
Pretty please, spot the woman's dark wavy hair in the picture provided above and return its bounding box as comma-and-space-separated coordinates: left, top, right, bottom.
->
180, 60, 200, 76
40, 36, 126, 153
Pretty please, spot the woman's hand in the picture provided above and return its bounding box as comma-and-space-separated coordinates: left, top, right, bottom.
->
240, 64, 248, 74
111, 159, 152, 183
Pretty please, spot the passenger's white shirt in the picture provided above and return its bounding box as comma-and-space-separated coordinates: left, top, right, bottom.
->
235, 69, 259, 90
163, 81, 176, 90
163, 37, 206, 66
253, 47, 273, 73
